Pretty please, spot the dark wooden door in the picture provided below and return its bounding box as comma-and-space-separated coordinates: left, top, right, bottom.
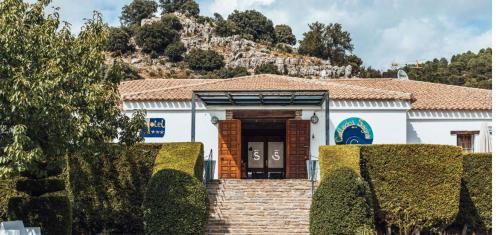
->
286, 120, 310, 179
218, 120, 242, 179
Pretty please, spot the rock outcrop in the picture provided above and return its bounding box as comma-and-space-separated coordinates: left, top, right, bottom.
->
127, 14, 352, 79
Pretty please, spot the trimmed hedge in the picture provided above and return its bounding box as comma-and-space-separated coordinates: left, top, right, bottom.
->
456, 153, 492, 232
361, 145, 463, 233
8, 195, 71, 235
15, 178, 65, 197
310, 168, 374, 235
68, 144, 162, 234
152, 142, 204, 181
143, 169, 208, 235
144, 142, 208, 234
319, 144, 463, 234
0, 179, 22, 221
319, 145, 361, 179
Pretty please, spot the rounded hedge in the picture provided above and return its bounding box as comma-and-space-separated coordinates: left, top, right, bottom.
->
185, 49, 225, 72
143, 169, 208, 235
310, 168, 374, 235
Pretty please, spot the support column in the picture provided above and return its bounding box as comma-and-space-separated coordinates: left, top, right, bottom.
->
325, 93, 330, 145
191, 93, 196, 142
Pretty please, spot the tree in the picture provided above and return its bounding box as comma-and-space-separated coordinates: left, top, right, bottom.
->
165, 41, 186, 62
274, 24, 296, 45
120, 0, 158, 26
299, 22, 354, 65
159, 0, 199, 16
185, 49, 225, 72
105, 27, 134, 55
160, 14, 183, 31
227, 10, 276, 43
0, 0, 145, 177
135, 21, 179, 55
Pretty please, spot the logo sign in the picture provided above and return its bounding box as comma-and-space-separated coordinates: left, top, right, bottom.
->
334, 117, 373, 145
141, 118, 165, 138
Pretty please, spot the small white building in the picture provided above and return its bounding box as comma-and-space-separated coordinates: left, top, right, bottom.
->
119, 74, 492, 179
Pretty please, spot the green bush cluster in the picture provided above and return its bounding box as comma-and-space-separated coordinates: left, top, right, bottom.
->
106, 27, 134, 55
318, 144, 464, 234
144, 142, 208, 234
455, 153, 492, 233
8, 196, 71, 235
135, 20, 179, 55
185, 49, 225, 72
68, 144, 162, 234
202, 66, 250, 79
255, 63, 281, 75
160, 0, 200, 16
0, 179, 21, 221
310, 168, 374, 235
165, 41, 187, 62
143, 169, 208, 234
120, 0, 158, 26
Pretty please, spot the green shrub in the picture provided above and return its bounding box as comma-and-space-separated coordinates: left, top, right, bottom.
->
165, 41, 187, 62
227, 10, 276, 43
455, 153, 492, 232
161, 14, 183, 31
15, 178, 65, 196
153, 142, 204, 181
361, 145, 463, 233
186, 49, 225, 72
311, 168, 374, 235
106, 27, 134, 55
120, 0, 158, 26
143, 169, 208, 234
274, 24, 296, 45
0, 179, 22, 221
8, 195, 71, 235
160, 0, 200, 16
68, 144, 162, 234
255, 63, 281, 75
135, 21, 179, 54
202, 66, 250, 79
319, 145, 361, 179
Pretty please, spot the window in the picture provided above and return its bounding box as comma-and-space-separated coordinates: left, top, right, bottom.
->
457, 134, 474, 153
451, 131, 479, 153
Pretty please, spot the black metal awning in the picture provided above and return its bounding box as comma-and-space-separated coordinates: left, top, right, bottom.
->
193, 90, 329, 106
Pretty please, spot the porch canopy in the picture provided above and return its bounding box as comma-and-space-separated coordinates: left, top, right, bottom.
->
190, 90, 330, 143
193, 90, 329, 106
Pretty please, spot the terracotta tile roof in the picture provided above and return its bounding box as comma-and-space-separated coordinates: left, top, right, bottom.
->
121, 74, 411, 102
119, 74, 491, 111
326, 78, 492, 110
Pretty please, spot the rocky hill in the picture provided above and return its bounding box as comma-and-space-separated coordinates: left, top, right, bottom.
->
112, 13, 352, 79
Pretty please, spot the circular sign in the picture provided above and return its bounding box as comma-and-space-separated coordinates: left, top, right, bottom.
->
334, 117, 373, 145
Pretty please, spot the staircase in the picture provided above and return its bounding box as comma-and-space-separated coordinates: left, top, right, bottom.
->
205, 179, 312, 235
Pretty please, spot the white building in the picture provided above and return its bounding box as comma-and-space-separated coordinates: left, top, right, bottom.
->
119, 74, 492, 179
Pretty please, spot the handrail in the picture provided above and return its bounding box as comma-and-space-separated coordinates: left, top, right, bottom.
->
204, 149, 213, 187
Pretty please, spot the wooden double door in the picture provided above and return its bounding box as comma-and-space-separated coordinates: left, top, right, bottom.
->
218, 119, 310, 179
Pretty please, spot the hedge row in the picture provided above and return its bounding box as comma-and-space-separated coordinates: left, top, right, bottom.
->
143, 142, 208, 235
318, 144, 464, 234
455, 153, 492, 232
68, 144, 162, 234
310, 168, 374, 235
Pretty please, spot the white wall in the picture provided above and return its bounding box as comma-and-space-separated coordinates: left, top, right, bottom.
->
408, 118, 492, 152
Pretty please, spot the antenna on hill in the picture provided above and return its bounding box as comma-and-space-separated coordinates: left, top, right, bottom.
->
397, 70, 409, 80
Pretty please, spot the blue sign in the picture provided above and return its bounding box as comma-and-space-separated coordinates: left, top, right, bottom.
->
141, 118, 165, 138
334, 117, 373, 145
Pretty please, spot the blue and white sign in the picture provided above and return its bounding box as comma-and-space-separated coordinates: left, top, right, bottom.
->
142, 118, 165, 138
334, 117, 373, 145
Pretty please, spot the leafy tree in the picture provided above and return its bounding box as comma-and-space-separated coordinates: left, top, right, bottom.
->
255, 63, 281, 75
135, 21, 179, 55
185, 49, 225, 72
165, 41, 187, 62
112, 60, 142, 81
160, 14, 183, 31
274, 24, 296, 45
120, 0, 158, 26
299, 22, 354, 65
227, 10, 276, 43
382, 48, 492, 89
159, 0, 199, 16
0, 0, 145, 177
105, 27, 134, 55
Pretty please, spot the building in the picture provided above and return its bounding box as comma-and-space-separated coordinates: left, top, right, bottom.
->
119, 74, 492, 179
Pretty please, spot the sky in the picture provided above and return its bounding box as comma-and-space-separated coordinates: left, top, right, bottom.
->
41, 0, 491, 70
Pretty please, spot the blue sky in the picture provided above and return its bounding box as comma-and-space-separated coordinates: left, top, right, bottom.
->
43, 0, 491, 70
